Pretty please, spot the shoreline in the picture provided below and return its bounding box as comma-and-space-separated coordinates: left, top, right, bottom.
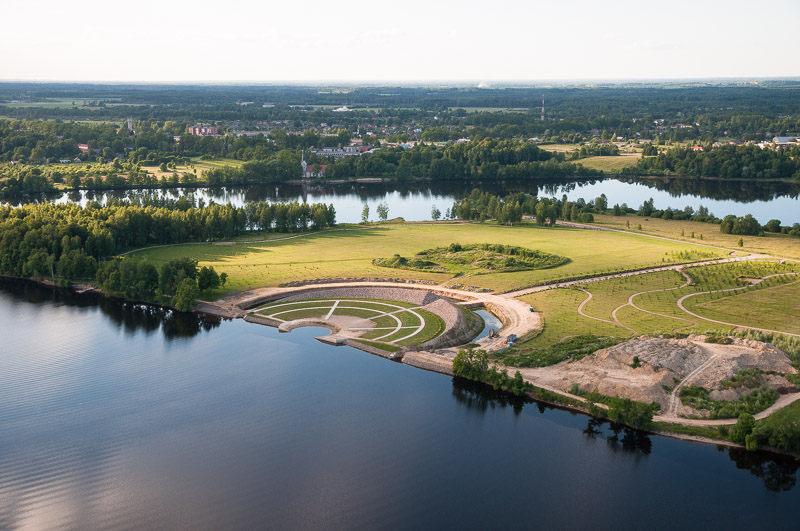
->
2, 267, 799, 460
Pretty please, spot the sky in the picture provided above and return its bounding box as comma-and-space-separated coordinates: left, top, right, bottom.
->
2, 0, 798, 83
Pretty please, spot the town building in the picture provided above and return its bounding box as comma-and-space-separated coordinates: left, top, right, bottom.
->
774, 136, 800, 148
187, 125, 218, 136
310, 146, 365, 159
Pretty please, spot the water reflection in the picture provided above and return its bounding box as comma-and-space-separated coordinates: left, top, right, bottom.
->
0, 278, 222, 340
452, 374, 799, 493
728, 447, 799, 493
451, 377, 525, 416
2, 176, 788, 223
582, 418, 653, 456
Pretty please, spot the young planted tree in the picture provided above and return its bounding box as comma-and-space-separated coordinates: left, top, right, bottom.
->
376, 202, 389, 221
361, 204, 370, 223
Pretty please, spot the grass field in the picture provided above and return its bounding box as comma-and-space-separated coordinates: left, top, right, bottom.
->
510, 261, 800, 357
132, 222, 728, 294
538, 144, 579, 153
141, 157, 245, 179
688, 278, 800, 333
577, 154, 641, 172
593, 214, 800, 260
516, 289, 629, 348
582, 270, 685, 320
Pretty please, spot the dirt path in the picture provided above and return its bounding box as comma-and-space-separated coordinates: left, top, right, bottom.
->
666, 343, 721, 416
576, 288, 636, 334
655, 392, 800, 426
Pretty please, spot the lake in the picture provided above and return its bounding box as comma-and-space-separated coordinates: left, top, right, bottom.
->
1, 280, 798, 530
8, 176, 800, 225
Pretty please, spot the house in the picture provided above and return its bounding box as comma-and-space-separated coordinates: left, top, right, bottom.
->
77, 143, 90, 154
691, 146, 704, 152
301, 152, 331, 178
303, 163, 329, 178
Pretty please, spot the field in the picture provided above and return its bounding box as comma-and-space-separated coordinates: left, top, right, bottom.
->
537, 144, 579, 153
515, 289, 628, 349
593, 214, 800, 260
131, 222, 727, 294
512, 261, 800, 357
687, 278, 800, 334
250, 297, 445, 347
577, 154, 641, 172
141, 157, 245, 179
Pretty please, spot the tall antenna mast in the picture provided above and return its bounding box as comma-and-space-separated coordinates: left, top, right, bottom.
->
541, 94, 545, 121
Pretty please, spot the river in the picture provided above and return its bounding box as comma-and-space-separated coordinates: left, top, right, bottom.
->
1, 280, 798, 529
8, 176, 800, 225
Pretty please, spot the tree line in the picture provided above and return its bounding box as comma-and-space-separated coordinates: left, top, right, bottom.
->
0, 198, 336, 299
628, 144, 800, 180
446, 188, 800, 239
97, 256, 225, 311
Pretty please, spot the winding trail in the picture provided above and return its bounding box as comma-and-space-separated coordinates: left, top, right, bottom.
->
676, 275, 800, 339
576, 288, 636, 334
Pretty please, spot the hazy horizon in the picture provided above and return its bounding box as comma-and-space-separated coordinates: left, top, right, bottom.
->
3, 0, 798, 83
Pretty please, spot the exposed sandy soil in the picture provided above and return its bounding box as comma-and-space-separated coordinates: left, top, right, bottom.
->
519, 335, 797, 419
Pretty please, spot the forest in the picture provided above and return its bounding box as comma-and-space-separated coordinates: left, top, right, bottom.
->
0, 199, 337, 307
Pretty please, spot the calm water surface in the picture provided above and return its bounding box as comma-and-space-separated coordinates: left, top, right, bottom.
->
1, 281, 799, 530
11, 177, 800, 224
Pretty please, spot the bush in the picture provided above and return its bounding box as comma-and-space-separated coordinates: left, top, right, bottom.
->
453, 349, 533, 396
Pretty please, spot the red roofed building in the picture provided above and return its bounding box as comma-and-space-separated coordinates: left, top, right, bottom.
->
77, 143, 90, 154
303, 163, 330, 178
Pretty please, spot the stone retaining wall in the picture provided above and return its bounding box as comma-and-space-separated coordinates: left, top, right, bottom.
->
243, 314, 282, 327
417, 300, 484, 350
281, 287, 440, 306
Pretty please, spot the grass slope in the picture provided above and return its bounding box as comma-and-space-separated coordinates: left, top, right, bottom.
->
133, 222, 727, 294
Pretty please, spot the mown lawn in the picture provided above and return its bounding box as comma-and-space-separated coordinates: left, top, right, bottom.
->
132, 222, 727, 294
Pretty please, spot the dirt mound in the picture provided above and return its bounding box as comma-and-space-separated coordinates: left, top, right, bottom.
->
522, 335, 797, 418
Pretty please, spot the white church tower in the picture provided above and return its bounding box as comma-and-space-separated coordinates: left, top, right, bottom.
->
301, 149, 307, 177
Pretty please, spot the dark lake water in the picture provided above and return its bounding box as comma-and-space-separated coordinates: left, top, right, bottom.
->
1, 280, 799, 530
9, 176, 800, 225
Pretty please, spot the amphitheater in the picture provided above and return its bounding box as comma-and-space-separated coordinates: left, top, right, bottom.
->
209, 281, 540, 372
